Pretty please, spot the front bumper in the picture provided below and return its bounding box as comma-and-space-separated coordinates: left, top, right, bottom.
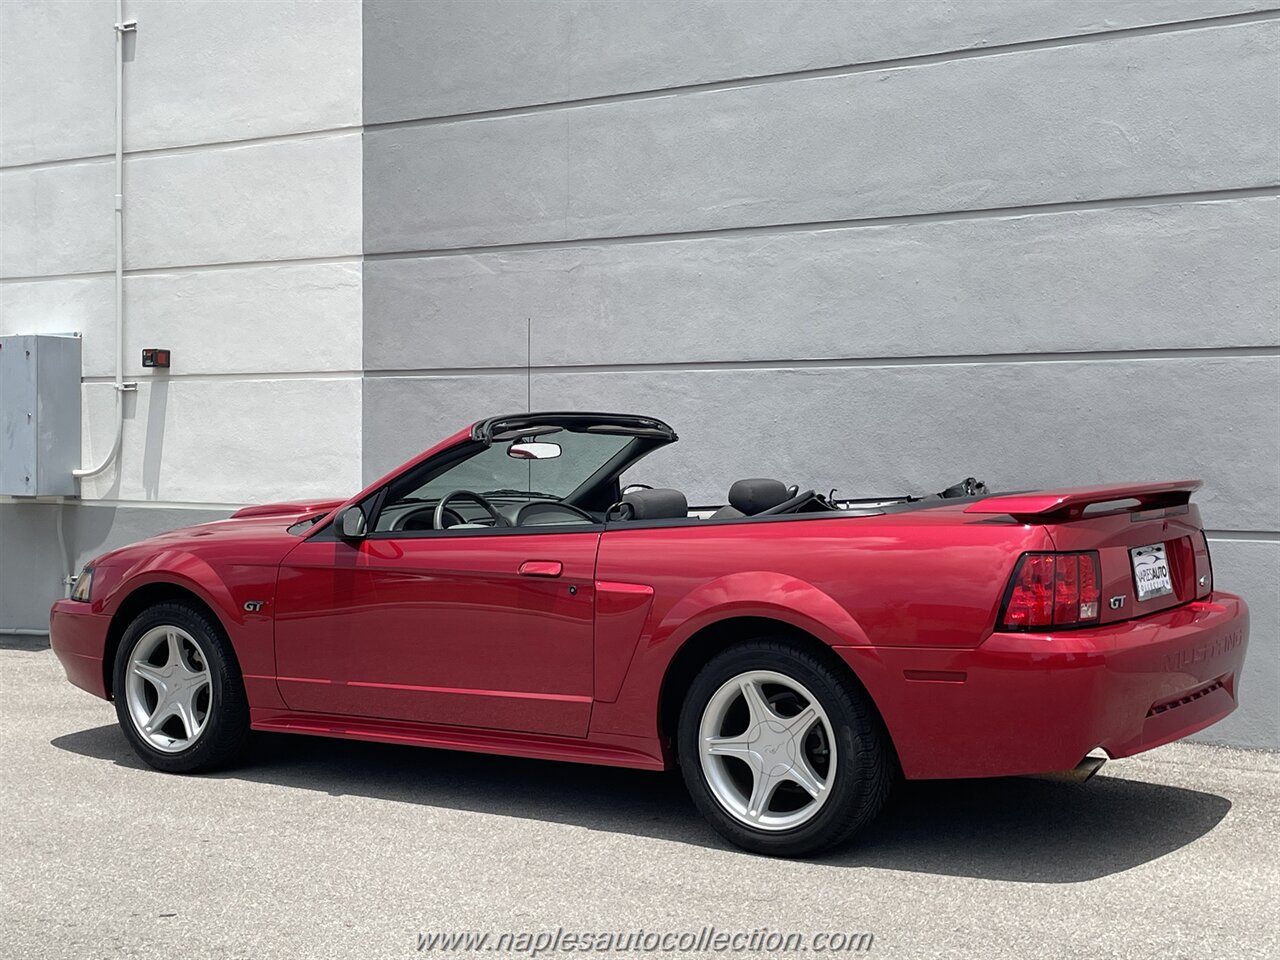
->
840, 592, 1249, 780
49, 598, 112, 700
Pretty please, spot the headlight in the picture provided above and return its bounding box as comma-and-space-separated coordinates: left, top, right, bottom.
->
70, 566, 94, 602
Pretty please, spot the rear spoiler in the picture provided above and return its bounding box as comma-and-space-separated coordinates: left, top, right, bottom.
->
964, 480, 1202, 522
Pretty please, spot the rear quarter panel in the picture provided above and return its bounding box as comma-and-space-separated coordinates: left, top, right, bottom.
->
590, 508, 1053, 741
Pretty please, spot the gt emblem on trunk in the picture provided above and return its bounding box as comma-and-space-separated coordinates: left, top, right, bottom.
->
1109, 596, 1125, 610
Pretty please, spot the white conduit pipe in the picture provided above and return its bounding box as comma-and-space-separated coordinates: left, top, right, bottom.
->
73, 1, 136, 480
2, 10, 133, 635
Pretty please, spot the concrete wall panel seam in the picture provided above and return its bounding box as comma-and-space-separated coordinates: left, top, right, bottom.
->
364, 2, 1280, 125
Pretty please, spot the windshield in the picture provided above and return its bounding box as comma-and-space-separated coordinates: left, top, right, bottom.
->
397, 430, 634, 504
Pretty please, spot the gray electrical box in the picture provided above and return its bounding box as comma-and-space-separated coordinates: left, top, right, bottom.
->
0, 334, 82, 497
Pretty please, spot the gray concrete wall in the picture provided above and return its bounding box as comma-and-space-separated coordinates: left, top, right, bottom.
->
0, 503, 65, 630
0, 502, 231, 631
361, 0, 1280, 747
1, 0, 363, 625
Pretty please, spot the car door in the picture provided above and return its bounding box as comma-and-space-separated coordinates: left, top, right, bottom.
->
274, 526, 599, 737
270, 413, 677, 739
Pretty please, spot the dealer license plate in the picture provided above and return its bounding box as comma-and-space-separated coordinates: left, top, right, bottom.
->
1131, 543, 1174, 602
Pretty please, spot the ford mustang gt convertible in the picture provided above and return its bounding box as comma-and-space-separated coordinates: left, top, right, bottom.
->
50, 412, 1249, 855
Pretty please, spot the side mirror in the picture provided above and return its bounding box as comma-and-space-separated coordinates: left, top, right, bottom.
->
507, 440, 562, 460
337, 505, 367, 540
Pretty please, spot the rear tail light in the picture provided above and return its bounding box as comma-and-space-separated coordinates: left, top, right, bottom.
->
1001, 552, 1101, 630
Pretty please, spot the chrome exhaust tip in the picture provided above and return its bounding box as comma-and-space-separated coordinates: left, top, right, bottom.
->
1024, 755, 1107, 784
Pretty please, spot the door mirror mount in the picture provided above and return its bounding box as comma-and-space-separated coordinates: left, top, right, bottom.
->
337, 505, 368, 541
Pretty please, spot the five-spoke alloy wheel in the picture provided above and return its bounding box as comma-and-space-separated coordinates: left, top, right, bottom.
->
113, 601, 250, 773
698, 670, 836, 831
125, 625, 213, 752
679, 640, 893, 857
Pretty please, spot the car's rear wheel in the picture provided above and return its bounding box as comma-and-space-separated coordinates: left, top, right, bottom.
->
678, 640, 892, 856
112, 601, 250, 773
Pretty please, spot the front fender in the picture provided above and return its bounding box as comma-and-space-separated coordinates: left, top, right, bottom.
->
93, 550, 282, 708
99, 551, 247, 630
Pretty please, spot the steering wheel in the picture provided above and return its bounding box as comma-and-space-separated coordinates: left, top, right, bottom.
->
392, 505, 463, 531
433, 490, 509, 530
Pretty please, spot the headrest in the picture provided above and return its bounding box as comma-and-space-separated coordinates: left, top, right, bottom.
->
617, 488, 688, 520
728, 478, 790, 516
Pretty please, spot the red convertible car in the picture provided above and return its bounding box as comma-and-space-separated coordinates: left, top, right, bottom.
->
51, 412, 1248, 855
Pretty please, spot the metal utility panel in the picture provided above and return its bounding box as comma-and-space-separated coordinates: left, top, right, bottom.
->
0, 335, 82, 497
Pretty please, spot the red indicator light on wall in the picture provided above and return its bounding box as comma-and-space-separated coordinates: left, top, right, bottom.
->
141, 348, 171, 368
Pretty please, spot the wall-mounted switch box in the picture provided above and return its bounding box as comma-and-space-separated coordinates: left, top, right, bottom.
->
0, 334, 82, 497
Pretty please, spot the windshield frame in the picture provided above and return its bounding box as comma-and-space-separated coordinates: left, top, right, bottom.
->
384, 429, 638, 509
306, 412, 678, 541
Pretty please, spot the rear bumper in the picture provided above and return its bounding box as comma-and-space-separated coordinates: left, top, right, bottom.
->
49, 599, 111, 700
840, 592, 1249, 779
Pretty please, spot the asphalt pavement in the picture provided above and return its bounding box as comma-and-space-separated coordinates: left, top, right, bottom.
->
2, 642, 1277, 960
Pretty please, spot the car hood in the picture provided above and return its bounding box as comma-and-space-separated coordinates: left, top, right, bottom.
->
89, 499, 344, 569
228, 498, 346, 520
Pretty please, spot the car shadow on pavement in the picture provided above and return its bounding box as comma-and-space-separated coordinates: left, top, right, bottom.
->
52, 724, 1230, 883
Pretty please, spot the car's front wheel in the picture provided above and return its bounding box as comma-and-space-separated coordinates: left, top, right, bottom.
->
112, 601, 250, 773
678, 640, 893, 856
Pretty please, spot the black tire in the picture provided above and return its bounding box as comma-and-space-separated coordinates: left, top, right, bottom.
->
677, 639, 893, 857
112, 601, 250, 773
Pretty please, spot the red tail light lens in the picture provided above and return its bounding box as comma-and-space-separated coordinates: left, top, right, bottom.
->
1003, 555, 1054, 628
1002, 552, 1101, 630
1077, 553, 1100, 619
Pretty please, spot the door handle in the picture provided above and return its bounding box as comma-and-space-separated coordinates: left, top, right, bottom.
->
518, 560, 563, 578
